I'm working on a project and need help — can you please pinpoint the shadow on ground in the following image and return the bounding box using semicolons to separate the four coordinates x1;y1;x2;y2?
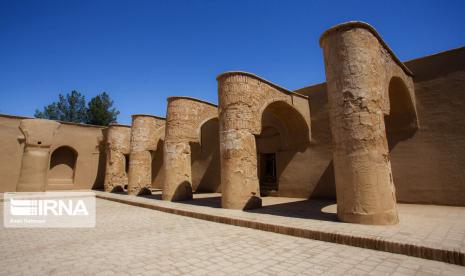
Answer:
134;189;338;222
248;199;338;222
176;194;222;208
140;193;162;200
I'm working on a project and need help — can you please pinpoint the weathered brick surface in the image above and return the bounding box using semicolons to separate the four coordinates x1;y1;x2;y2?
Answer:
296;46;465;206
127;115;165;195
217;72;311;210
163;97;218;201
103;124;131;192
320;22;416;225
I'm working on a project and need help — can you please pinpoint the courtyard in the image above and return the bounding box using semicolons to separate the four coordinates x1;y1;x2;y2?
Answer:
1;198;465;275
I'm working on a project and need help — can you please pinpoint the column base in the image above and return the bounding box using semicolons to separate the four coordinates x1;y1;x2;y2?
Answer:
162;182;193;202
337;209;399;225
107;185;124;193
222;196;262;210
128;187;151;196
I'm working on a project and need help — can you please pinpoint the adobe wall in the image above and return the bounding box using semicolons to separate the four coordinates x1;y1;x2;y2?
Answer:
0;115;106;192
296;46;465;206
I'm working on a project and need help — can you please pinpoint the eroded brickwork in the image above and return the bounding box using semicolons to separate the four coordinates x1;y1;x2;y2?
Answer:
127;115;165;195
217;72;311;210
104;124;131;192
320;22;418;225
162;97;218;201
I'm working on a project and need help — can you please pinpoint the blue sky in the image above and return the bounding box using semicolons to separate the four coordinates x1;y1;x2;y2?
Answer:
1;0;464;124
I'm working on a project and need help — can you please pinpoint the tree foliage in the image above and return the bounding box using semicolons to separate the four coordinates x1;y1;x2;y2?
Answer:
86;92;119;126
35;90;87;123
34;90;119;126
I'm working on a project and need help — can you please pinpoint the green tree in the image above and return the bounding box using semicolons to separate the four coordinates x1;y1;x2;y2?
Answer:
35;90;87;123
86;92;119;126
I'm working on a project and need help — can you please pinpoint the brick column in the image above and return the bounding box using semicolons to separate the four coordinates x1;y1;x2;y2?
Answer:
320;23;398;225
162;141;193;201
128;115;165;195
104;124;131;192
218;73;262;210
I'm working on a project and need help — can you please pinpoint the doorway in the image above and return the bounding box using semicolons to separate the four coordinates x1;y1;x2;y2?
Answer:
259;153;277;195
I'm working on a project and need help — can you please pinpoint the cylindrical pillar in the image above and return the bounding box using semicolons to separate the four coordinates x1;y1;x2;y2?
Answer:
128;115;165;195
162;97;218;201
220;129;261;209
16;119;61;192
217;73;261;210
320;23;398;225
104;124;131;192
162;141;192;201
162;98;195;201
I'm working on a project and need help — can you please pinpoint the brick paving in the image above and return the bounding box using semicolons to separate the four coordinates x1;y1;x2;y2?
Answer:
94;191;465;265
1;198;465;275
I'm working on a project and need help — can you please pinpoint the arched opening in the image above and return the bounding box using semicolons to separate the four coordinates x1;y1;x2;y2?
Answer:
48;146;77;187
123;154;130;190
151;139;164;190
385;77;418;150
256;101;310;196
192;117;221;193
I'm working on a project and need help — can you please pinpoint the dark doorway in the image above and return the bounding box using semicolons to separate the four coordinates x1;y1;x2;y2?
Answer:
259;153;277;195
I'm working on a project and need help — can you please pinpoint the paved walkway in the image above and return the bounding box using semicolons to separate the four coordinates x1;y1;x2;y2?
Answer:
95;191;465;265
1;199;465;275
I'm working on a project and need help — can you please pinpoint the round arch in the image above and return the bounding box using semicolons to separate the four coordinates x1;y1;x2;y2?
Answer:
197;115;219;146
259;101;310;150
48;146;78;186
256;101;311;196
385;76;419;150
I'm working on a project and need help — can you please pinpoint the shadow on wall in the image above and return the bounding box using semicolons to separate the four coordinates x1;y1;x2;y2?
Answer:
151;139;164;189
310;161;336;200
385;77;418;151
257;101;310;197
92;128;108;190
191;118;221;193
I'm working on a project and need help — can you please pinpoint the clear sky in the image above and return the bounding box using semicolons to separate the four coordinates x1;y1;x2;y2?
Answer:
1;0;464;124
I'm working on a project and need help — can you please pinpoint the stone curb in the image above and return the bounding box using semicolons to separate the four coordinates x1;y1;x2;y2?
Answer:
95;193;464;267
